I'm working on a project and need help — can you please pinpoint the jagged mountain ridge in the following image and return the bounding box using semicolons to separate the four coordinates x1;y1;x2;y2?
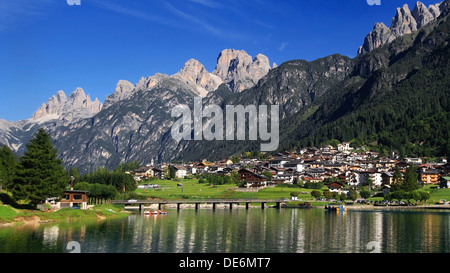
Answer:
281;0;450;154
103;49;273;109
0;87;103;154
32;87;103;123
357;0;445;55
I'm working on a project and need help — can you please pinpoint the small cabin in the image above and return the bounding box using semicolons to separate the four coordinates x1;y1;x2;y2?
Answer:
59;190;89;210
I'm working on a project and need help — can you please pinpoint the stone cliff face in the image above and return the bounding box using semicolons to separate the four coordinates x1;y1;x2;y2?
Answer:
103;80;135;109
357;1;444;55
31;88;102;124
212;49;272;93
173;58;223;96
203;53;354;120
32;90;67;121
103;50;272;106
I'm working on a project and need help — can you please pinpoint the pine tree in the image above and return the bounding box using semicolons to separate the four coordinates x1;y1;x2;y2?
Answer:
0;145;16;191
11;128;67;207
392;166;402;191
401;165;420;192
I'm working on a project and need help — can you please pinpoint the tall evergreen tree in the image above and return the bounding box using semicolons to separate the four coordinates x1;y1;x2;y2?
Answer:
392;166;402;191
401;165;420;192
11;129;67;207
0;145;16;191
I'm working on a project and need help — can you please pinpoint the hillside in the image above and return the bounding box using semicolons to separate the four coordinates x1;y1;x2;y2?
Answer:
279;3;450;158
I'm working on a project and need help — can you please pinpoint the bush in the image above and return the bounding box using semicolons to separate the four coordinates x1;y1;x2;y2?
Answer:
304;181;323;189
311;190;322;199
360;190;371;199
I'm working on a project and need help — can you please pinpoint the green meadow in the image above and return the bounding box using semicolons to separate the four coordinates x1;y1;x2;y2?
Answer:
135;178;323;201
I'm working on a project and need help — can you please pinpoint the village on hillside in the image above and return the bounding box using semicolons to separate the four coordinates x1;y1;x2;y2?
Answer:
127;143;450;196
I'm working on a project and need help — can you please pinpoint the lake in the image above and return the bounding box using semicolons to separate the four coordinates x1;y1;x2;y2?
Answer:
1;207;449;253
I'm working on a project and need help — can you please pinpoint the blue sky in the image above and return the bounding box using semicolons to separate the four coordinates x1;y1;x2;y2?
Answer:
0;0;442;121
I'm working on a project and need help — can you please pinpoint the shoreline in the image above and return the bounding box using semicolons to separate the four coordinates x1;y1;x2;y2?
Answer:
344;204;450;211
0;205;130;227
125;203;264;210
125;203;450;211
3;203;449;227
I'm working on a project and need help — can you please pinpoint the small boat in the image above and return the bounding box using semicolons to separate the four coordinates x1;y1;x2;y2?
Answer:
144;210;167;215
325;204;347;212
298;202;312;208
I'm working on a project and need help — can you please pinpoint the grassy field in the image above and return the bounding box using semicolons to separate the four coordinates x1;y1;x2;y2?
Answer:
0;203;128;225
135;178;323;201
422;185;450;203
135;178;450;205
0;205;18;223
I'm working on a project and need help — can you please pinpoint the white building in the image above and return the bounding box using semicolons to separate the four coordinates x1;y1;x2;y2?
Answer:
338;142;353;152
172;166;187;178
284;161;305;173
346;170;382;188
357;171;382;188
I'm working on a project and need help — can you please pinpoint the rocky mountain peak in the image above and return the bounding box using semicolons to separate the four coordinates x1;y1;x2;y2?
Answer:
358;1;444;55
65;87;87;109
31;87;102;123
390;4;418;36
212;49;271;92
135;73;168;91
173;58;223;96
213;49;252;79
412;1;435;28
179;59;205;75
32;90;67;120
103;80;135;109
115;80;135;94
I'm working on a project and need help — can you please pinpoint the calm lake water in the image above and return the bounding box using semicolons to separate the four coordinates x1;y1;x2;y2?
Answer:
1;208;449;253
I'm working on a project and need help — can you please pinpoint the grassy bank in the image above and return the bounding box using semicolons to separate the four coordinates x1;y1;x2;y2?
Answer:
0;200;129;226
134;178;322;201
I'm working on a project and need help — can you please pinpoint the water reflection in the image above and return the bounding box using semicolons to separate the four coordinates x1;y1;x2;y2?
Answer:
0;208;449;253
42;226;59;248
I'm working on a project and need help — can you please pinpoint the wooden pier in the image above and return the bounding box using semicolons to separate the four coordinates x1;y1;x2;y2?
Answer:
111;199;285;211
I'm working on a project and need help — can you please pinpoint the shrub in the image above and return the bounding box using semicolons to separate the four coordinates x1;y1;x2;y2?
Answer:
311;190;322;199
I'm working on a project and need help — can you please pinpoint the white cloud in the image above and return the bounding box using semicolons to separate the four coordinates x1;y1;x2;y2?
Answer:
279;42;288;51
88;0;246;41
186;0;222;9
90;0;165;23
0;0;56;30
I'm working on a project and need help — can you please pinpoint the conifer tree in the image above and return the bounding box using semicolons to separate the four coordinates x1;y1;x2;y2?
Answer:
12;128;67;207
0;145;16;191
401;165;420;192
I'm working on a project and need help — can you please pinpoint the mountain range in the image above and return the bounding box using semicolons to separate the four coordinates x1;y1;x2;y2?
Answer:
357;1;445;54
1;0;449;172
